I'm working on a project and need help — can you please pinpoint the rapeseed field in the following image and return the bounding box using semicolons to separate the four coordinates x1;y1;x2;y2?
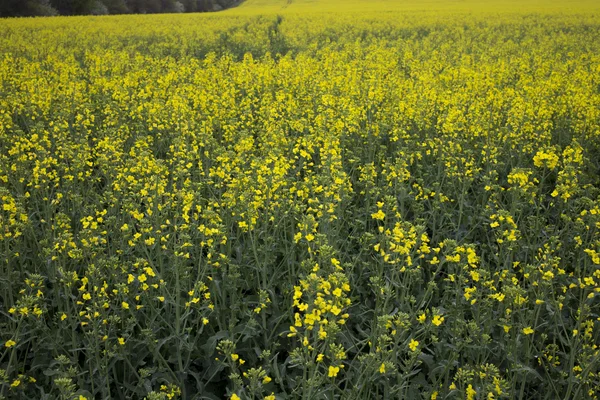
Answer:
1;0;599;398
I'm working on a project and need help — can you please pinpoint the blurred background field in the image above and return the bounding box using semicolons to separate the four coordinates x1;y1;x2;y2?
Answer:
234;0;600;13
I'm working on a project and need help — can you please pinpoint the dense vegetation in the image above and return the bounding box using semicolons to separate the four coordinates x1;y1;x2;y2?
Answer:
0;0;239;17
1;0;599;399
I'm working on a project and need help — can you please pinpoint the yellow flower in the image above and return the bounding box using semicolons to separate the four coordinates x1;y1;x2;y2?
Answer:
432;315;444;326
231;353;239;361
265;394;275;400
118;337;125;345
122;301;129;310
328;365;340;377
409;338;419;352
379;362;386;374
371;209;385;220
11;379;21;388
5;339;16;348
466;384;477;400
263;376;272;384
231;394;241;400
417;313;426;323
522;327;534;335
331;258;341;269
316;353;324;362
533;149;559;170
61;313;67;321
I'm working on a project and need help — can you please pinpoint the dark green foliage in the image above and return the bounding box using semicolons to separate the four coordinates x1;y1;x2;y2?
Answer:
0;0;240;16
102;0;130;14
1;0;58;17
51;0;96;14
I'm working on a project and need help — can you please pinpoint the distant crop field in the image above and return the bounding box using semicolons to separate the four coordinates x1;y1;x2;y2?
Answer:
1;1;599;399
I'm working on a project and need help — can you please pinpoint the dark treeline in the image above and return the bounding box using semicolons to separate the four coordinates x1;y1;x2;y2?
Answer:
0;0;241;17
